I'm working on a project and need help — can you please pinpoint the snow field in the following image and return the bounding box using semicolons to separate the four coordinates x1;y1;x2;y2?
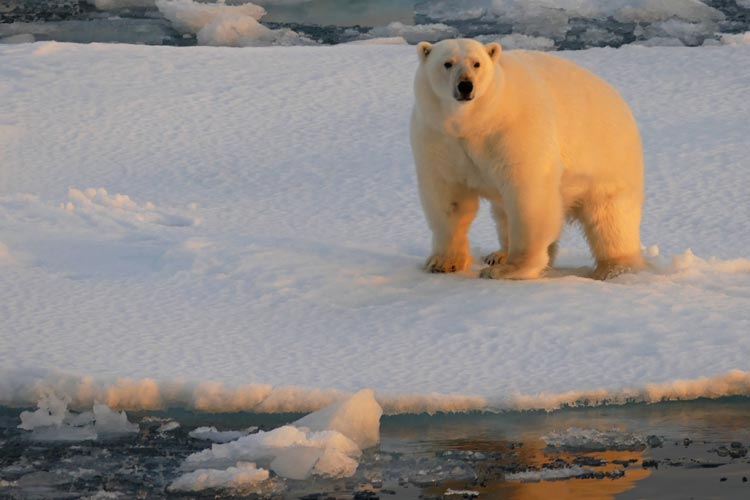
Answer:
0;41;749;413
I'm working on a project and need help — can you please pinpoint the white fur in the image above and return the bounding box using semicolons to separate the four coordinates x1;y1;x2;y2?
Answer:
411;39;644;280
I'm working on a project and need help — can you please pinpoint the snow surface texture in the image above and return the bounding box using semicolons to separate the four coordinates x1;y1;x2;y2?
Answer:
170;389;382;491
1;41;749;414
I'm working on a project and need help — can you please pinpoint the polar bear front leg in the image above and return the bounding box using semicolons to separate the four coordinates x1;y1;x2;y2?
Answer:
480;182;563;280
417;169;479;273
483;202;509;266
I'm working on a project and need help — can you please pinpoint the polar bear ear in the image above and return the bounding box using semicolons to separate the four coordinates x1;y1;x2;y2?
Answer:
417;41;432;62
485;42;502;63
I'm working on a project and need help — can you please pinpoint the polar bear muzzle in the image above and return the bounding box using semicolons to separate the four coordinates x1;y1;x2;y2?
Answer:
455;80;474;101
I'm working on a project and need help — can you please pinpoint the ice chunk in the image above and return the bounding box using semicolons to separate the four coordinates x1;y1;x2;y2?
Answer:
169;462;269;492
176;389;382;489
543;427;647;451
196;13;306;47
158;420;181;433
293;388;382;449
18;393;69;430
183;424;361;477
639;19;710;46
268;446;322;480
489;0;724;25
155;0;266;34
155;0;312;47
189;426;257;443
18;395;137;440
476;33;555;50
418;0;724;44
611;0;723;24
505;466;591;482
92;402;139;434
369;22;458;44
310;445;359;478
90;0;156;9
415;0;490;22
445;490;479;497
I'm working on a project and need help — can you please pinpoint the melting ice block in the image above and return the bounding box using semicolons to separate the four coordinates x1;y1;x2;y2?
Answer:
175;388;382;489
293;388;382;449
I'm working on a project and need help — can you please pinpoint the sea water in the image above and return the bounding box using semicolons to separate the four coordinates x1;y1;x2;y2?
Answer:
2;398;750;498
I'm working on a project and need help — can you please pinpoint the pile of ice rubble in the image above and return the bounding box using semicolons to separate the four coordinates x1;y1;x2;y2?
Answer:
17;393;138;442
154;0;314;47
17;389;383;493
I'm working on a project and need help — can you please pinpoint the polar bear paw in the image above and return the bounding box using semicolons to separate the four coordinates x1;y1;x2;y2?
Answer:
483;250;508;266
479;263;544;280
424;254;470;273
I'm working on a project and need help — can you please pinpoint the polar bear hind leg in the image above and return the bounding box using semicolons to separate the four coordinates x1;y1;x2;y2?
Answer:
579;191;644;280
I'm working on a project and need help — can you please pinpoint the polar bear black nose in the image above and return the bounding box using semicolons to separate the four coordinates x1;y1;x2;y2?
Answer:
457;80;473;97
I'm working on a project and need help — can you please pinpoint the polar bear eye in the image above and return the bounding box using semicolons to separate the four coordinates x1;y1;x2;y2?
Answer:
444;62;453;69
474;62;481;68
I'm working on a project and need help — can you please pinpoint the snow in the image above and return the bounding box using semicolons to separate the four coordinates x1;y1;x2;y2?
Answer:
1;41;749;414
171;390;381;491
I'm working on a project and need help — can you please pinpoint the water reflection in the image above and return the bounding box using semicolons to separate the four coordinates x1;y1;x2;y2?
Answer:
379;399;750;499
424;441;649;499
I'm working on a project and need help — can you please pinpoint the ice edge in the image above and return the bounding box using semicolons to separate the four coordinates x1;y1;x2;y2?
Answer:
2;369;750;414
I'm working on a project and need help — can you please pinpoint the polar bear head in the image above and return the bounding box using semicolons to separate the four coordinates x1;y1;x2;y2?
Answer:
416;38;502;106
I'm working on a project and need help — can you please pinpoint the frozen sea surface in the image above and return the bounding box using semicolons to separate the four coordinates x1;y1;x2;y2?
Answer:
1;0;749;48
0;41;749;414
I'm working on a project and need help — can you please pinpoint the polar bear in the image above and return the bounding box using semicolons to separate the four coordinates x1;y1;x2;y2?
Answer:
411;38;644;280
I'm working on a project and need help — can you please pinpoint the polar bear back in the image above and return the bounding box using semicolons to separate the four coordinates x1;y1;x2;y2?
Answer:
498;50;643;195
